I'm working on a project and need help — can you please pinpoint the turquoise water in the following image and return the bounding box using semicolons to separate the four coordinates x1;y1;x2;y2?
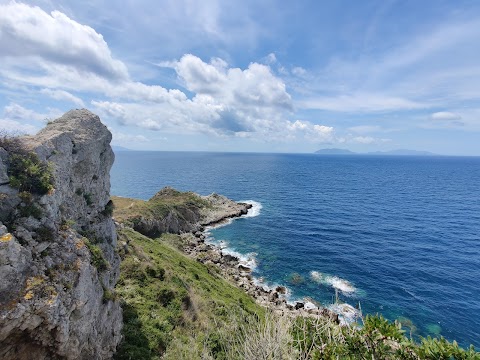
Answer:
111;152;480;347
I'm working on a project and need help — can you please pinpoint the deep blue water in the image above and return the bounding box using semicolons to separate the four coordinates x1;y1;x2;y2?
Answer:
111;152;480;348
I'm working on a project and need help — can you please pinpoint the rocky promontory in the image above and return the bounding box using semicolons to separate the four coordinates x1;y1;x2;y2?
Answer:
111;187;251;238
0;110;121;360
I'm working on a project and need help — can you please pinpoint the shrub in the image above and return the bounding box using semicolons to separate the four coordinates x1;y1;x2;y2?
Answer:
84;238;109;271
36;226;55;242
18;203;43;219
1;135;54;195
101;200;115;217
83;193;93;206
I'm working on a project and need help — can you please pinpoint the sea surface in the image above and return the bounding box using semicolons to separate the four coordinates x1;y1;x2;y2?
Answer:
111;151;480;347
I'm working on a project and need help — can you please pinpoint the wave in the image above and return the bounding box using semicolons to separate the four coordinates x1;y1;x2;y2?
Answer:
240;200;263;217
221;247;258;270
328;303;361;325
310;271;356;294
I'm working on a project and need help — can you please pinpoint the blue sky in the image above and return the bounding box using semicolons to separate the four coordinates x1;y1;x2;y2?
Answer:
1;0;480;155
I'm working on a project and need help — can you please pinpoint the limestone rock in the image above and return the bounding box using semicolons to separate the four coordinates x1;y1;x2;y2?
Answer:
0;109;122;360
0;147;8;185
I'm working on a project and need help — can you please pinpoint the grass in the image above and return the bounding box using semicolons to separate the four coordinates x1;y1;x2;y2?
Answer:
0;134;54;195
114;228;263;360
111;187;210;226
112;190;479;359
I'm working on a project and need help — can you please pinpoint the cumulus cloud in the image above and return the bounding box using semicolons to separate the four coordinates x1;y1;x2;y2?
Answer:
0;103;62;134
430;111;461;121
3;103;61;123
287;120;335;142
0;119;38;134
348;125;382;134
40;88;85;107
300;93;425;112
351;136;391;144
109;128;150;143
0;2;129;80
0;3;337;145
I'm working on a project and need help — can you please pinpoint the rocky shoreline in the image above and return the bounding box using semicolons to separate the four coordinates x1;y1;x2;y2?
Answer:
113;188;352;324
180;205;342;324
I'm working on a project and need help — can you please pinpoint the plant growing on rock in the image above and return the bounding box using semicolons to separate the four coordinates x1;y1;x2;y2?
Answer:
0;134;54;195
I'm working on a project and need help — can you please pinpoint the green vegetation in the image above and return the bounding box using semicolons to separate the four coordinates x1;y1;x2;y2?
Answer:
84;238;109;271
114;228;262;360
112;190;479;359
0;135;53;195
83;193;93;206
115;227;480;359
111;187;210;226
101;200;115;217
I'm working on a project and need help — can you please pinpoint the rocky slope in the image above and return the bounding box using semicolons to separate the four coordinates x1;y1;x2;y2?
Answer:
0;110;122;359
111;187;251;238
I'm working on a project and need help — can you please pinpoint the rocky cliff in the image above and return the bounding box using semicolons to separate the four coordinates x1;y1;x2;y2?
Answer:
111;187;252;238
0;110;122;359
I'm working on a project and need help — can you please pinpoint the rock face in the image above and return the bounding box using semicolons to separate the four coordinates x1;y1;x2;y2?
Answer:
0;109;122;359
113;187;252;239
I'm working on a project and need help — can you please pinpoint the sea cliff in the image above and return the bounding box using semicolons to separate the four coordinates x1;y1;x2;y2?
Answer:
1;110;478;359
0;110;121;359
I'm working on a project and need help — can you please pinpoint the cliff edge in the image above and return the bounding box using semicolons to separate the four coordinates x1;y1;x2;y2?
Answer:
0;110;122;359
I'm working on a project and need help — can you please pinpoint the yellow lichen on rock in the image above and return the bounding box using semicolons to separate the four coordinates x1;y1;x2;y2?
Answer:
24;291;34;300
26;276;45;290
75;239;85;250
0;233;12;242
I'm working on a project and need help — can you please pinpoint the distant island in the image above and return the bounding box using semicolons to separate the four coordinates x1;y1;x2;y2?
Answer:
314;148;357;155
111;145;133;152
315;148;437;156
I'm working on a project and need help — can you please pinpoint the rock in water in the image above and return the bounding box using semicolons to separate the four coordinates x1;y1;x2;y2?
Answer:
0;109;122;360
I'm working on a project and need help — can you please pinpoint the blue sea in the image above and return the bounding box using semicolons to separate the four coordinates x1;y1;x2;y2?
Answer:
111;152;480;348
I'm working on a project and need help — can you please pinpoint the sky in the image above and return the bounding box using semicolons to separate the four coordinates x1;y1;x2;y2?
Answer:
1;0;480;155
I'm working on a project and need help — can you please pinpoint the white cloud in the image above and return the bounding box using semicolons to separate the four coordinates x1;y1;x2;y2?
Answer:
348;125;382;134
0;2;129;80
265;53;277;64
109;128;150;143
292;67;307;76
287;120;335;142
352;136;376;144
3;103;61;122
350;136;391;144
0;118;38;134
292;17;480;116
40;88;85;107
0;103;62;134
430;111;461;121
300;93;425;113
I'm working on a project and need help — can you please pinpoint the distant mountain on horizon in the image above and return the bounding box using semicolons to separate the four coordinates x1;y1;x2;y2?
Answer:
112;145;134;152
367;149;436;156
314;148;357;155
315;148;437;156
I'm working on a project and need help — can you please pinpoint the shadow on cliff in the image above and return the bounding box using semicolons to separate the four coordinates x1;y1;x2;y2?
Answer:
114;303;155;360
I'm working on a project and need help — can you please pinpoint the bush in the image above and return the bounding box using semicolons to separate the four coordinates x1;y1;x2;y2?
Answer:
84;238;109;271
101;200;115;217
36;226;55;242
83;193;93;206
1;135;54;195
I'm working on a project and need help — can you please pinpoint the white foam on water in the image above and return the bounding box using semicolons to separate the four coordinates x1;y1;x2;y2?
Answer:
328;303;361;326
310;271;356;294
220;248;258;270
304;301;318;311
239;200;263;218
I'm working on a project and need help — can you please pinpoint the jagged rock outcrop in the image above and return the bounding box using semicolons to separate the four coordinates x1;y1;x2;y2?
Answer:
0;109;122;359
112;187;251;238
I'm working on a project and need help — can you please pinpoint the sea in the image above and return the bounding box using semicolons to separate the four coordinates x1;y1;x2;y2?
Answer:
111;151;480;348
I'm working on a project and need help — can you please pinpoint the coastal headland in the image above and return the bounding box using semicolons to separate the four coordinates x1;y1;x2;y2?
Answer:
1;109;477;359
111;187;341;322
